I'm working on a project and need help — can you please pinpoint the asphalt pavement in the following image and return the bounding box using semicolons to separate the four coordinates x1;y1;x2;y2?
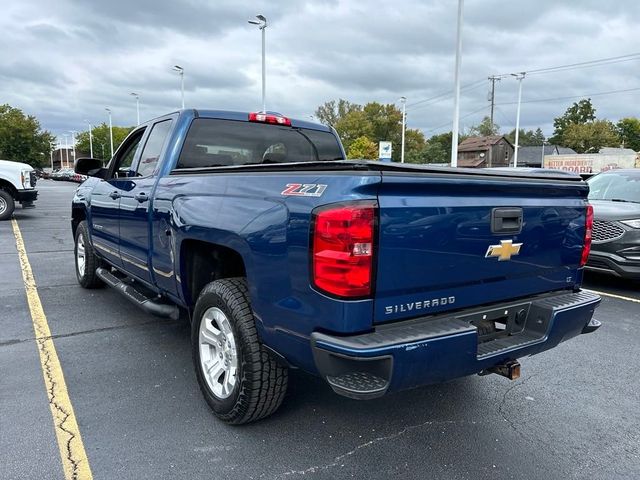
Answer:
1;180;639;480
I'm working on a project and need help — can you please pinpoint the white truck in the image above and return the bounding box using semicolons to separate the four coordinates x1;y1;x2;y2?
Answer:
0;159;38;220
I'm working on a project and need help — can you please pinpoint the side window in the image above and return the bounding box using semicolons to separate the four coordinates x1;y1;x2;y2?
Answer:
109;129;145;178
136;120;173;177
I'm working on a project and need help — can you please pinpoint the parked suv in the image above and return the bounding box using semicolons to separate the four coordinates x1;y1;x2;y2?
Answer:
0;159;38;220
586;169;640;279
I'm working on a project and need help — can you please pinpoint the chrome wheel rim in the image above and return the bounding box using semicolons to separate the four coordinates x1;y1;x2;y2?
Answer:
199;307;238;399
0;196;6;216
76;232;86;278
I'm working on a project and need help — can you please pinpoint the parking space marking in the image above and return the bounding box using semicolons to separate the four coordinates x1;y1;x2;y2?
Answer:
11;219;93;480
584;289;640;304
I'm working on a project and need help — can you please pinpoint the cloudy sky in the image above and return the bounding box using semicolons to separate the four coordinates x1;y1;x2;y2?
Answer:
2;0;639;143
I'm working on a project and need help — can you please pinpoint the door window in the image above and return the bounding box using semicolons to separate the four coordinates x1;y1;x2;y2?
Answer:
135;120;174;177
108;129;145;178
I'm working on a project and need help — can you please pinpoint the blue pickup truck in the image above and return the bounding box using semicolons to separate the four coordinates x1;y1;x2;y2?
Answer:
73;109;601;424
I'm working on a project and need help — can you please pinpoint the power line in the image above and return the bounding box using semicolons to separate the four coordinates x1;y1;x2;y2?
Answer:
423;85;640;136
495;86;640;106
493;52;640;78
407;53;640;111
426;105;488;134
407;78;485;109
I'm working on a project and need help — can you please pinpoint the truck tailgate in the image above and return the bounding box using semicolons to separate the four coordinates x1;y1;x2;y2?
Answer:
374;172;589;323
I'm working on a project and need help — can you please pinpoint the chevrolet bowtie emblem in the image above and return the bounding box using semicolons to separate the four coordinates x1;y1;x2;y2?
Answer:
485;240;523;261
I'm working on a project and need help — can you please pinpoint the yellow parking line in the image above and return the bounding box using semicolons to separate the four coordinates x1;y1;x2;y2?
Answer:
11;219;93;480
584;288;640;304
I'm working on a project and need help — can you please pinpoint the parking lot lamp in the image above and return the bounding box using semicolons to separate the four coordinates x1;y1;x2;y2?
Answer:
105;107;114;158
450;0;464;167
511;72;526;167
540;139;548;166
248;15;267;112
130;92;140;125
63;134;69;167
49;142;56;170
69;130;77;166
399;96;407;163
172;66;184;109
85;120;94;158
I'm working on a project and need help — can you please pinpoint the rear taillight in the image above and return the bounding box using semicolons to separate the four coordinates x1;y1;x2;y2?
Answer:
248;112;291;126
580;204;594;267
312;201;376;298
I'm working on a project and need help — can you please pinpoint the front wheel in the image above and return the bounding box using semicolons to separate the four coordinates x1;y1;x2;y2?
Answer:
74;221;103;288
192;278;288;424
0;190;15;221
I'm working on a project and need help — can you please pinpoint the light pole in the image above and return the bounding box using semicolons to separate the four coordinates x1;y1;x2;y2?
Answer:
105;107;114;158
450;0;464;167
63;134;69;167
49;142;56;170
69;130;77;166
399;96;407;163
248;14;267;112
511;72;526;167
130;92;140;125
172;66;184;109
540;139;548;167
84;120;94;158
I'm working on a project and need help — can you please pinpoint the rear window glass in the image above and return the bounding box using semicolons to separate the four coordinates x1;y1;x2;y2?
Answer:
176;118;343;169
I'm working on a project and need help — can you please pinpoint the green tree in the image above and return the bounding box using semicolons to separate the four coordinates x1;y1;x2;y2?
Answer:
314;99;360;126
562;120;620;153
319;99;426;162
334;109;374;153
468;116;499;137
505;127;545;146
0;104;55;168
550;98;596;145
616;117;640;152
75;123;134;160
347;136;378;160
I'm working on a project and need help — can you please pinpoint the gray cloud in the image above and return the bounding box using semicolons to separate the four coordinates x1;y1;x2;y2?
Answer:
1;0;638;143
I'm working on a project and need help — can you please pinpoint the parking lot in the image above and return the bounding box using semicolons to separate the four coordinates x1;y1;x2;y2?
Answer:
1;180;639;480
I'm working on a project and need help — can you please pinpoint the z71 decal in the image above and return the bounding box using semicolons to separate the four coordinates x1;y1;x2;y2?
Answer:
281;183;327;197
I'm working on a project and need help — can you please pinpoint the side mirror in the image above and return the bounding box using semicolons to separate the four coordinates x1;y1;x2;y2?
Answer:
75;158;107;179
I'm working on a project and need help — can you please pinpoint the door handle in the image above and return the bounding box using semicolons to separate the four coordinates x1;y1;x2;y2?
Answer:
134;192;149;203
109;191;121;200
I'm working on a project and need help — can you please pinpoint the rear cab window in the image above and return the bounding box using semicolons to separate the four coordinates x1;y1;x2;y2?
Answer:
175;119;344;169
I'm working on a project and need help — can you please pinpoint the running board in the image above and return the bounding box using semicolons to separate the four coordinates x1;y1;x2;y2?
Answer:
96;267;179;320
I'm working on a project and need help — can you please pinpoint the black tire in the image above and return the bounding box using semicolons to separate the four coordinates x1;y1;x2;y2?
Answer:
74;221;103;288
0;189;15;221
192;278;288;425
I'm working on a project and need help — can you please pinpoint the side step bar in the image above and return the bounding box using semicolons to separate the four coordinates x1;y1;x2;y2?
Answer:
96;267;179;320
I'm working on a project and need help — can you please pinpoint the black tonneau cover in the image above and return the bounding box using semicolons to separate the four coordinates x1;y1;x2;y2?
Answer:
172;160;583;182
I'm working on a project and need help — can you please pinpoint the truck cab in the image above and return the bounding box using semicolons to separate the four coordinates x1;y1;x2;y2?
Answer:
0;159;38;220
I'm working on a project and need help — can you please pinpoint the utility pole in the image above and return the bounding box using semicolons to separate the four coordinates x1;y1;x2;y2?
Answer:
450;0;464;167
488;76;501;128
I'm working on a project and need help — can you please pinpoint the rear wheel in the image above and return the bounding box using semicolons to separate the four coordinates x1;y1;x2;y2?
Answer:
192;278;288;424
0;190;15;221
74;221;103;288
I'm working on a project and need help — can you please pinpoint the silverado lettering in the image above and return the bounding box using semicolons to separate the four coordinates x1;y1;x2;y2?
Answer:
384;297;457;315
